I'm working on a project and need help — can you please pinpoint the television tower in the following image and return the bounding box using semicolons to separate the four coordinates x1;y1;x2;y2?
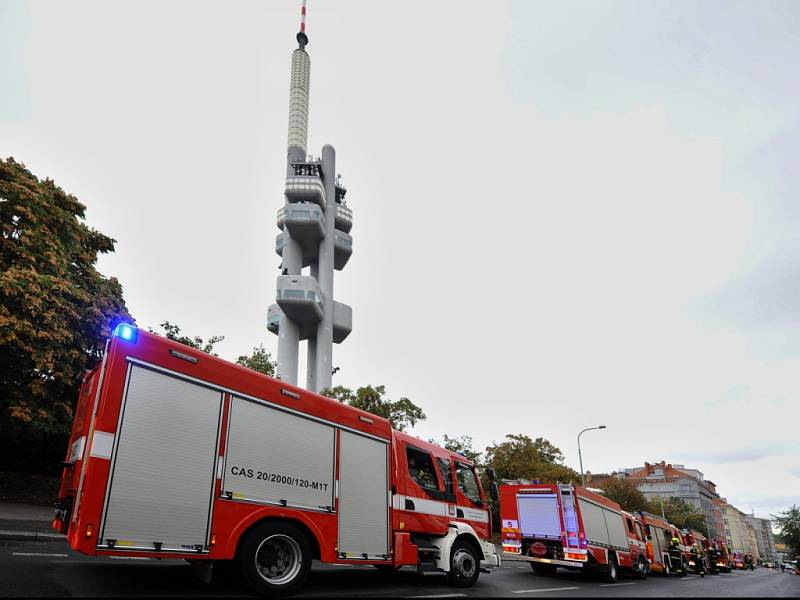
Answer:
267;0;353;393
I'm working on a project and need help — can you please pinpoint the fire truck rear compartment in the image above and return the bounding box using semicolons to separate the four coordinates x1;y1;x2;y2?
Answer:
96;359;391;561
98;364;223;553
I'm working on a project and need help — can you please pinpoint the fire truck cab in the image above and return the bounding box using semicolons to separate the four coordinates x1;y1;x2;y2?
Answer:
53;326;499;596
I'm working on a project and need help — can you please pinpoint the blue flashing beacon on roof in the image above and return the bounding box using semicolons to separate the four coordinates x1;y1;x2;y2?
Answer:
113;323;138;343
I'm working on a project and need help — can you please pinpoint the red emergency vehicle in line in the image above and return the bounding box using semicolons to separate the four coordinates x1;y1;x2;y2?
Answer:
637;511;689;575
53;326;500;596
708;538;733;572
499;482;649;582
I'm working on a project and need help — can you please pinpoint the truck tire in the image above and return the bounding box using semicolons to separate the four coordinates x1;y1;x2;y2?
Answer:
605;555;619;583
662;557;671;576
236;521;312;597
446;539;480;588
633;556;648;579
531;563;557;574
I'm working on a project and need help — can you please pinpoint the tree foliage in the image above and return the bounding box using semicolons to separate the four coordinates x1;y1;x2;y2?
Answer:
438;435;483;465
235;344;276;377
151;321;224;356
659;497;708;533
321;384;425;432
598;477;653;513
0;158;131;440
484;434;580;484
772;505;800;555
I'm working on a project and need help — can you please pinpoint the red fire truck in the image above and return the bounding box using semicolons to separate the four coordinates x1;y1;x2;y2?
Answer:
637;511;688;575
708;538;733;573
499;482;649;582
53;325;500;596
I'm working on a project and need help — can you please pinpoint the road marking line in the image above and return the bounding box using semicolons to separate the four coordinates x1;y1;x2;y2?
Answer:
406;595;467;599
599;582;636;587
512;587;580;594
13;552;69;557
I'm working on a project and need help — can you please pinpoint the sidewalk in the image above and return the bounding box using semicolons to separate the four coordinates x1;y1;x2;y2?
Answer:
0;502;64;542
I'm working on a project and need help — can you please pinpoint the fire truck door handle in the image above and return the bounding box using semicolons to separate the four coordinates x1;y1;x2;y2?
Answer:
405;499;415;511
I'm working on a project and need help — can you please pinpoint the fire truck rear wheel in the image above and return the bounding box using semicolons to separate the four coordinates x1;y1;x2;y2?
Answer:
237;521;312;597
605;555;619;583
446;539;480;588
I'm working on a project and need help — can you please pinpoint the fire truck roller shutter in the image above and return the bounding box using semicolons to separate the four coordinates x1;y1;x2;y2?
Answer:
650;525;663;557
99;365;223;552
577;498;628;550
517;493;561;539
337;431;389;559
223;396;335;511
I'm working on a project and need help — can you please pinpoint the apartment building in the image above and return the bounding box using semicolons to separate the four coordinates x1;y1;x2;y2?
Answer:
619;462;723;538
745;514;777;561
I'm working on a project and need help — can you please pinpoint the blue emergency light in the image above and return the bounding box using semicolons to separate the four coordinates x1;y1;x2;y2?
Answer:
113;323;138;343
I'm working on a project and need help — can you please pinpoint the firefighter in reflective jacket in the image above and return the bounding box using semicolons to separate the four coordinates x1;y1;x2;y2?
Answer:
669;536;685;575
691;545;706;577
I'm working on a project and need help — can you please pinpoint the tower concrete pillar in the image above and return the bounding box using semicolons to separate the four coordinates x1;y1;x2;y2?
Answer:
314;144;336;392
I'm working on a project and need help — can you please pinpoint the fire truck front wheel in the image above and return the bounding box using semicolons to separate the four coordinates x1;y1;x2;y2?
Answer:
446;539;481;588
237;521;312;597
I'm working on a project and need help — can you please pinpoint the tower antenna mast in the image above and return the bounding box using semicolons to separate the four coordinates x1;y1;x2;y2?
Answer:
297;0;308;49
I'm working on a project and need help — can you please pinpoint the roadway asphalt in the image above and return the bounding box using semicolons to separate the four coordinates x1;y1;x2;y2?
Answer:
1;538;798;597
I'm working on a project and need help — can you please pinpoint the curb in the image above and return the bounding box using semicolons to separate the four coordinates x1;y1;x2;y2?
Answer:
0;529;65;542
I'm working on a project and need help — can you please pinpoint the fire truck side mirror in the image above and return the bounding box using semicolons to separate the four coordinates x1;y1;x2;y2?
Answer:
489;482;499;501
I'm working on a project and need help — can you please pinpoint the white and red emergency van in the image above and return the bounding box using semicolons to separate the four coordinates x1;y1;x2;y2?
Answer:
499;482;649;582
53;325;499;596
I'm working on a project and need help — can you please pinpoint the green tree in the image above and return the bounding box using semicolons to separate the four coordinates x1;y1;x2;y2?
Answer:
772;505;800;556
438;435;483;465
235;344;276;377
659;497;708;533
484;434;580;484
151;321;224;355
0;158;131;472
599;477;652;513
321;384;425;432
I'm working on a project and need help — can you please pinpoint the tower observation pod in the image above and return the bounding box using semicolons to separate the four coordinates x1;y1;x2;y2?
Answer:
268;1;353;392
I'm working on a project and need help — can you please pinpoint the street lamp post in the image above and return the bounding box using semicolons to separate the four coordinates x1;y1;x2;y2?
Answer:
578;425;607;487
657;472;667;519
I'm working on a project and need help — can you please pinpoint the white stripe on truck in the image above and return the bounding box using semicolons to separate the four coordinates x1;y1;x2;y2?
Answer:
391;494;489;523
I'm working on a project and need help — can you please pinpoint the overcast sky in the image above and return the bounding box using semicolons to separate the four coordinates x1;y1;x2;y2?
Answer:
2;0;798;520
